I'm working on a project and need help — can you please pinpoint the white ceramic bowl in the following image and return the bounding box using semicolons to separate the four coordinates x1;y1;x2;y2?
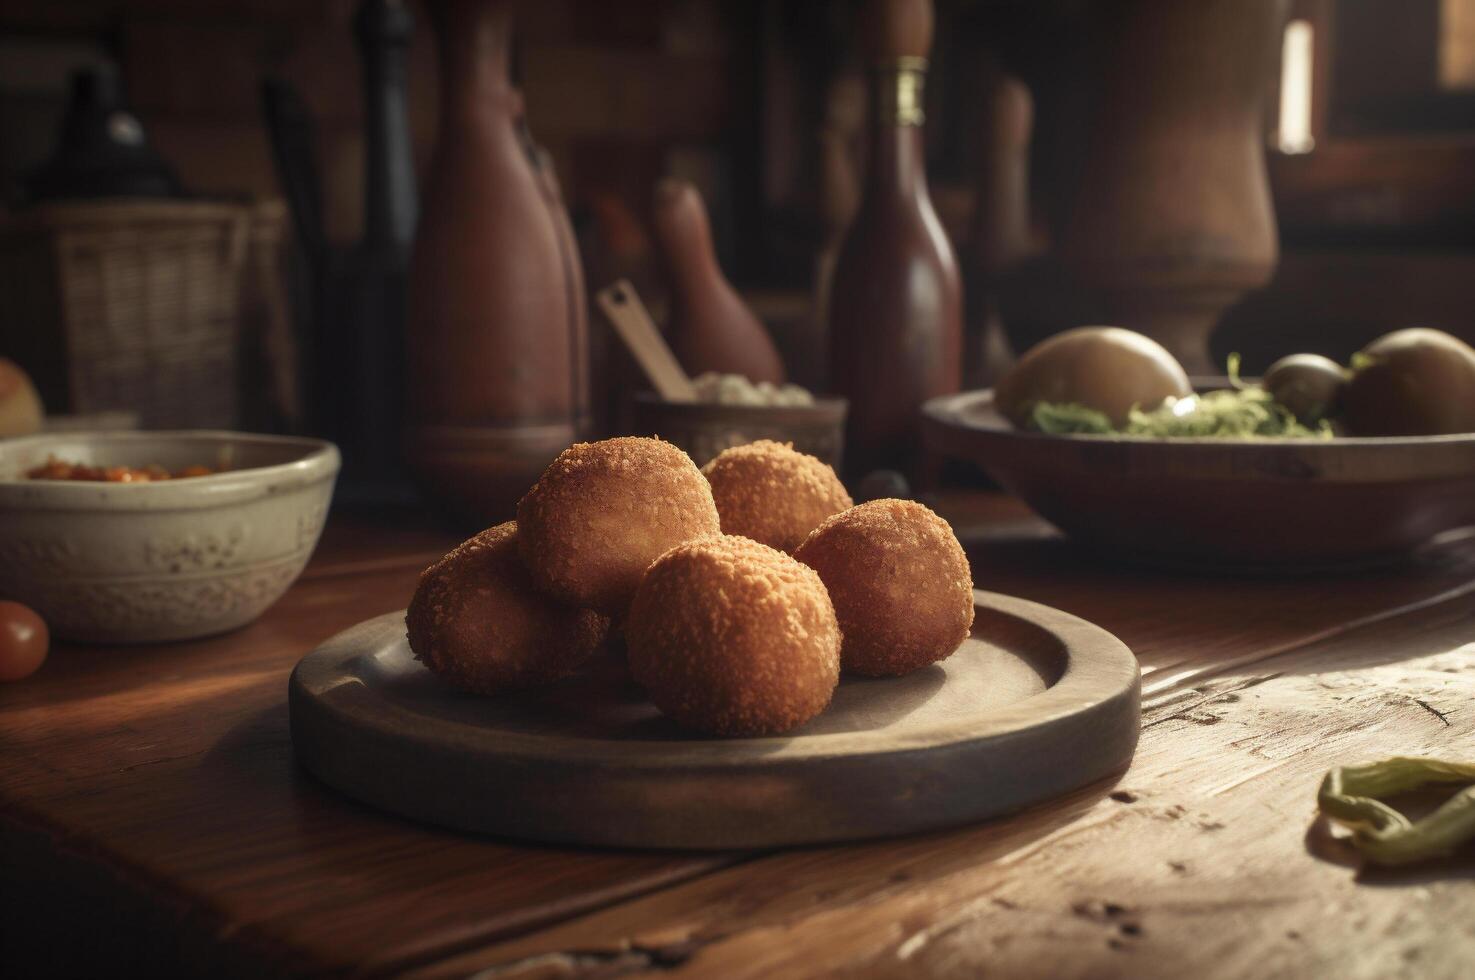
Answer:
0;431;339;643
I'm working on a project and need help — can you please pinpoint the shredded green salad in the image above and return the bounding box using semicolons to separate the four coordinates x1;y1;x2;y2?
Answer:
1028;355;1335;440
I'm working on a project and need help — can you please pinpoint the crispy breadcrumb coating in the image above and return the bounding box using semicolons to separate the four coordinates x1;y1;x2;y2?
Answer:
795;499;974;677
701;440;853;554
626;535;840;736
406;522;608;694
517;437;721;615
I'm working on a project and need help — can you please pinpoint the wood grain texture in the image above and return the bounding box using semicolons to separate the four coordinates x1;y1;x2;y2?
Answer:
4;501;1475;978
0;519;730;978
400;567;1475;980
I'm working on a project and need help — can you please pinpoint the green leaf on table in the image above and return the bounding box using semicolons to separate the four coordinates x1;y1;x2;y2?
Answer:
1318;757;1475;866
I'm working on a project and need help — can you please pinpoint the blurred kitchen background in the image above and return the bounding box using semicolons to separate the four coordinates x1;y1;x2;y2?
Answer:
0;0;1472;442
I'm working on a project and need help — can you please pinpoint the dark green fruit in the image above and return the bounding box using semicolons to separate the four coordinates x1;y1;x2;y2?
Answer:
1262;353;1346;424
1344;328;1475;436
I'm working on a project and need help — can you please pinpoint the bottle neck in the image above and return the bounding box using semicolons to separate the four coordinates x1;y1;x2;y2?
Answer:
357;2;418;252
433;0;516;114
865;59;929;200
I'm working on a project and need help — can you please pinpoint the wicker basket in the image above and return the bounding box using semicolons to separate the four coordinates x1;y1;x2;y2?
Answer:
0;200;252;429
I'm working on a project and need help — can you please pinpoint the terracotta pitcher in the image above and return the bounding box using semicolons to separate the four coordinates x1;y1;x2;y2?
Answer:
651;178;785;385
407;0;588;521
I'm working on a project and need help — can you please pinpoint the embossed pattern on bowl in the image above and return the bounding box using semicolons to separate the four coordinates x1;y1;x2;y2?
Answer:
0;431;340;643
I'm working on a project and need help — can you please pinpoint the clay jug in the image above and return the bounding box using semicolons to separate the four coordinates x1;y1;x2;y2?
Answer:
651;178;785;385
407;0;587;521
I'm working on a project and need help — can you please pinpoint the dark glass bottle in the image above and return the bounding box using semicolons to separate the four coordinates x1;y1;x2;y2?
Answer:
29;67;179;201
827;0;962;480
333;0;419;500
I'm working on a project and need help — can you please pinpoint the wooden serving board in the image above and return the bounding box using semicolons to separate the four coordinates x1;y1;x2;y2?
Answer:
288;592;1140;850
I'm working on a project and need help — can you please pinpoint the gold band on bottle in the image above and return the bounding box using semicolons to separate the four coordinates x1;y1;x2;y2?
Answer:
875;57;927;127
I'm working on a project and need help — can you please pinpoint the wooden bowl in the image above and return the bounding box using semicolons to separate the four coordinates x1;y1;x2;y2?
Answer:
631;394;848;469
922;389;1475;570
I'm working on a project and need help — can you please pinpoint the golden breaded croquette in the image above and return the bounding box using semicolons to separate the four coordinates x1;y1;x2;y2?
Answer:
701;440;853;554
626;535;840;736
517;437;721;615
795;499;974;677
407;522;608;694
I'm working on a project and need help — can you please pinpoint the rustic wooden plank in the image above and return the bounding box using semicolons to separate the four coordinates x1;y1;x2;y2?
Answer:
939;493;1475;698
5;499;1475;977
400;580;1475;980
522;44;732;141
0;532;736;978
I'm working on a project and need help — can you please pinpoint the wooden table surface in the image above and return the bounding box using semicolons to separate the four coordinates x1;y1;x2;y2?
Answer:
4;493;1474;979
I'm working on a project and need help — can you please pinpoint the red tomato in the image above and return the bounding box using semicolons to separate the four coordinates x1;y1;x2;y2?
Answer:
0;601;48;681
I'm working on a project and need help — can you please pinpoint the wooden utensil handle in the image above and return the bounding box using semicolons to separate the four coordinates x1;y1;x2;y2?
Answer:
596;280;698;403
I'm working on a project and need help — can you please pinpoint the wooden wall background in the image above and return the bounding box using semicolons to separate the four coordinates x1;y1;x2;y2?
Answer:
1;0;1471;382
0;0;747;251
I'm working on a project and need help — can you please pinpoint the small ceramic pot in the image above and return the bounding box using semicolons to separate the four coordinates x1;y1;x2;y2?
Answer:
631;395;849;469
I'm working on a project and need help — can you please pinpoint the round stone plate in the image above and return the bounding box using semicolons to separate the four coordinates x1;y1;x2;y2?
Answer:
289;591;1140;850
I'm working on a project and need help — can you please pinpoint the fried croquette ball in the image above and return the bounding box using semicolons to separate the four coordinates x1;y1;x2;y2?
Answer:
795;499;974;677
517;437;721;615
626;535;840;736
700;440;853;554
407;522;608;694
